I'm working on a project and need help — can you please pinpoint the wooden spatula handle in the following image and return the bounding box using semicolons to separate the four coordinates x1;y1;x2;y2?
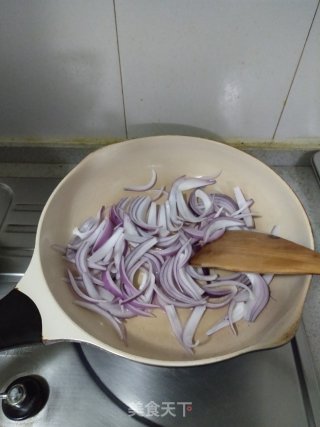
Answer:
191;231;320;275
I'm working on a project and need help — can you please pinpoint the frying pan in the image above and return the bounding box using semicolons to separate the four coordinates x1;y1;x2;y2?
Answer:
0;136;313;367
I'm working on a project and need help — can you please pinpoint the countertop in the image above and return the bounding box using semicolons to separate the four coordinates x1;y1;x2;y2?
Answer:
0;143;319;381
273;165;320;378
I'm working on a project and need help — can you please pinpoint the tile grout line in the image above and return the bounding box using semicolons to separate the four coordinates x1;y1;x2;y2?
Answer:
113;0;128;139
272;0;320;140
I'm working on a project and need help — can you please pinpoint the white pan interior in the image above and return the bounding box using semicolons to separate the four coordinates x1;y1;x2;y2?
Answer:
28;136;313;366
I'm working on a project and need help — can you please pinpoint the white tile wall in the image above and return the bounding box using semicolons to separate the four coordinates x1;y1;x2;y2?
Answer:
0;1;319;142
275;5;320;140
0;0;126;138
115;0;318;140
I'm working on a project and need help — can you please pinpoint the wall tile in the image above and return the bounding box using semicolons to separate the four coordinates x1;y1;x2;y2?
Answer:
275;6;320;140
115;0;318;140
0;0;126;139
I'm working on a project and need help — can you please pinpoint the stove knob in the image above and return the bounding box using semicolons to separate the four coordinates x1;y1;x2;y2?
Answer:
1;375;49;421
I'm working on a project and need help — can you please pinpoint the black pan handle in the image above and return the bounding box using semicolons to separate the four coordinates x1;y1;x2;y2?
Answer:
0;289;42;350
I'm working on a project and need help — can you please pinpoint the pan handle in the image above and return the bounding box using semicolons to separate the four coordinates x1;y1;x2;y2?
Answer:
0;289;42;350
14;250;105;349
0;253;44;351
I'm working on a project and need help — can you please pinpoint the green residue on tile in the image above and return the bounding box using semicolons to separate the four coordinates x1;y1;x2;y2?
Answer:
0;136;125;147
0;136;320;150
226;138;320;150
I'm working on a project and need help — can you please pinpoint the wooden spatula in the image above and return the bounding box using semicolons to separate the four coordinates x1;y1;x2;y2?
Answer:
190;230;320;274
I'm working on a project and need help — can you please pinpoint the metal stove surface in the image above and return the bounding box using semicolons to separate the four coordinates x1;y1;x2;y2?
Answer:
0;175;320;427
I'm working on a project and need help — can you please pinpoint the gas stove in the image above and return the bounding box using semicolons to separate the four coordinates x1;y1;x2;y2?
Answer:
0;164;320;427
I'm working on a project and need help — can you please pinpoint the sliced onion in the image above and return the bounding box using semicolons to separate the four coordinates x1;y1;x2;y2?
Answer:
59;172;273;354
147;202;158;226
124;169;157;192
75;241;91;273
234;186;254;228
206;301;245;336
186;265;218;281
68;270;103;303
88;227;123;264
92;218;114;251
182;305;206;349
74;300;126;341
125;237;158;271
203;218;244;243
243;273;270;322
163;305;189;352
213;194;238;214
151;186;167;201
130;196;159;232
